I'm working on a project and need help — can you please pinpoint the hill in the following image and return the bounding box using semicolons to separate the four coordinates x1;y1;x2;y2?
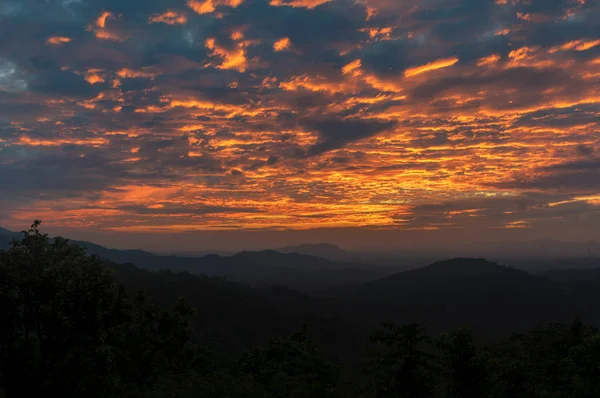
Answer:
110;257;600;359
449;239;600;259
0;229;392;291
323;258;600;337
106;262;367;364
275;243;353;260
542;267;600;283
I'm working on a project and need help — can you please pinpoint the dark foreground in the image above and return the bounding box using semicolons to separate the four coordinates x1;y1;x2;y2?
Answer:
2;222;600;397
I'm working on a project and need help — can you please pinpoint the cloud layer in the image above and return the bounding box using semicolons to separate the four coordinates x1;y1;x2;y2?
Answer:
0;0;599;237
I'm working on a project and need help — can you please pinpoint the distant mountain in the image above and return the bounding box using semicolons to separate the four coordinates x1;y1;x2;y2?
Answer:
235;249;362;270
450;239;600;259
0;230;391;291
274;243;353;260
107;262;364;362
511;256;600;272
542;267;600;283
0;228;19;249
335;258;549;298
77;246;389;290
324;258;600;337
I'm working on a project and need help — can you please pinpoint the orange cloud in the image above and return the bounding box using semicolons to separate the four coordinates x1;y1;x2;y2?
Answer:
88;11;125;41
46;36;71;46
205;38;248;72
280;75;352;93
342;59;362;76
364;27;393;40
116;68;158;79
94;31;124;41
187;0;243;14
231;31;244;40
269;0;331;8
477;54;501;67
404;57;460;77
273;37;292;52
85;69;105;84
96;11;112;28
15;136;109;147
549;39;600;53
149;11;188;25
338;59;403;93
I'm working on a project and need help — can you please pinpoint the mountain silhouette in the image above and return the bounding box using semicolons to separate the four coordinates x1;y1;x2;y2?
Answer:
275;243;352;260
325;258;600;337
0;229;392;290
543;267;600;283
235;249;363;270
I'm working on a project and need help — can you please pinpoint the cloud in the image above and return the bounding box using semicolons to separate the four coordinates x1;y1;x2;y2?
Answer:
269;0;332;8
0;58;27;92
0;0;598;235
300;116;398;155
187;0;243;14
273;37;292;52
404;57;460;78
46;36;72;46
205;36;251;72
149;11;188;25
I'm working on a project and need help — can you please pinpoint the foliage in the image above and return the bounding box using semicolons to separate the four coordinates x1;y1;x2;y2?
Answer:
238;327;344;398
2;222;600;397
437;328;489;398
369;323;438;398
0;221;194;397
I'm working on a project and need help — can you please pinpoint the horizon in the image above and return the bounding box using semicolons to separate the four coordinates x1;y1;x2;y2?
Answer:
2;223;600;258
1;0;599;249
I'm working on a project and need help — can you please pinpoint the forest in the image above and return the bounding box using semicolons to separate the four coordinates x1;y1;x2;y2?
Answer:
2;222;600;397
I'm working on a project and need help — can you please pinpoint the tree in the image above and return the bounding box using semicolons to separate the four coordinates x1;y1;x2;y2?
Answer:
238;328;344;398
438;328;489;398
369;323;437;398
0;221;194;397
560;334;600;398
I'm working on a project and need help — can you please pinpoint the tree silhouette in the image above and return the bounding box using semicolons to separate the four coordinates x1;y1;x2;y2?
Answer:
0;221;193;397
369;323;437;398
438;328;489;398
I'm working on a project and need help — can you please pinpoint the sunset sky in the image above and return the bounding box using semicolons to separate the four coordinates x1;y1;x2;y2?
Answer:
0;0;599;251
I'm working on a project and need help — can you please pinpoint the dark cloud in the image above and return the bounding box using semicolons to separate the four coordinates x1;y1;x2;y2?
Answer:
29;69;103;97
0;0;598;237
411;67;574;102
541;159;600;172
300;117;397;155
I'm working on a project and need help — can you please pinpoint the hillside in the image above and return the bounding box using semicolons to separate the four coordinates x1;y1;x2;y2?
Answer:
275;243;353;260
542;267;600;283
107;262;367;364
0;229;391;291
109;257;600;359
323;258;600;337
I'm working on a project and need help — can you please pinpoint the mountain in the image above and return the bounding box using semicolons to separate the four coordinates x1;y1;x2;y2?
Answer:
0;230;392;291
275;243;353;260
0;228;19;249
448;239;600;259
106;262;365;363
323;258;600;337
107;257;600;364
542;267;600;283
511;256;600;272
235;249;364;270
85;247;388;291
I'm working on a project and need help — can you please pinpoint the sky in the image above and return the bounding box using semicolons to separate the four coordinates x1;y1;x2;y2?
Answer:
0;0;599;251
